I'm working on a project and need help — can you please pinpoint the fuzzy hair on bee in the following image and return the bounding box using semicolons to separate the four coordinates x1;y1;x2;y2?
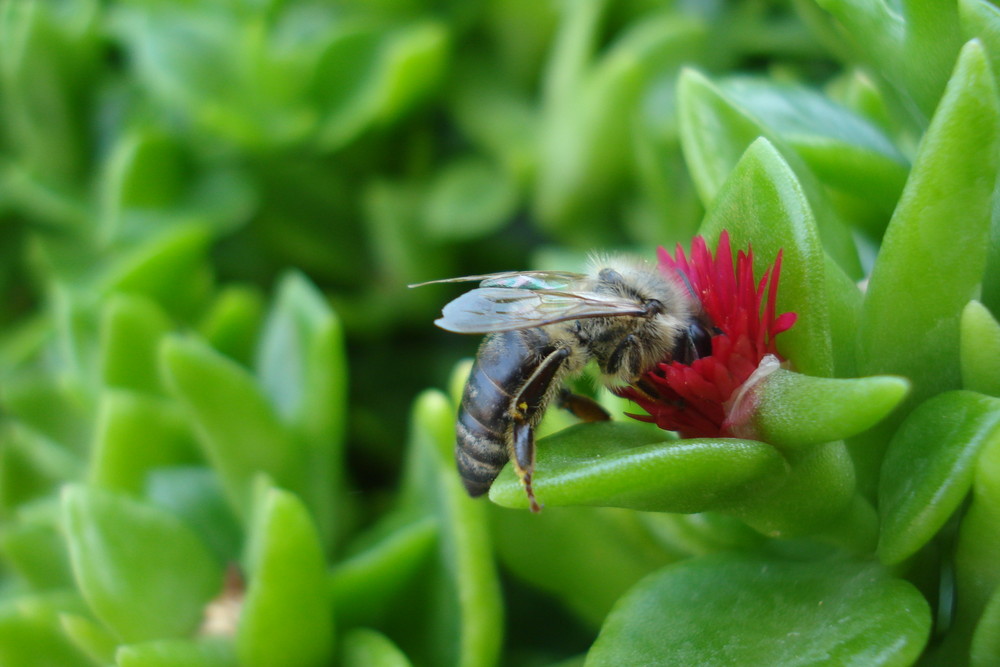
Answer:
410;256;713;512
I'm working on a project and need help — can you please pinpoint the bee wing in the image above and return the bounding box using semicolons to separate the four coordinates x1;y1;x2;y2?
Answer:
409;270;586;290
435;287;647;333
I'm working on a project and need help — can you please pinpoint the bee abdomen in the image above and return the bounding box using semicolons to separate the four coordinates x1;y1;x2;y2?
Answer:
456;382;510;496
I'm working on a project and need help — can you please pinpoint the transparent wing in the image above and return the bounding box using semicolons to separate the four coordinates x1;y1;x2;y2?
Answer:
435;287;647;333
409;270;586;291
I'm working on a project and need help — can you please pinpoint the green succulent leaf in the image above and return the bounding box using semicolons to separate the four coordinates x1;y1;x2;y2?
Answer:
699;137;835;377
116;638;237;667
749;369;909;450
198;285;265;368
103;224;213;320
341;628;413;667
816;0;963;126
61;612;119;666
99;294;173;395
0;0;99;184
491;505;675;628
489;421;787;513
961;300;1000;397
858;40;1000;404
854;40;1000;491
723;441;868;546
160;334;304;522
587;554;931;666
0;509;73;590
396;390;503;667
238;485;334;667
721;78;909;218
878;391;1000;565
677;69;862;276
953;419;1000;643
145;467;243;565
329;514;439;627
255;271;347;546
88;390;197;494
98;129;187;239
61;485;222;643
0;422;81;511
422;157;518;241
960;0;1000;79
370;22;449;125
536;5;699;239
0;592;92;667
972;585;1000;667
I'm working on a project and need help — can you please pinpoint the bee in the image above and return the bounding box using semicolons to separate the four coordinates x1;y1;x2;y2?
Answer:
411;257;713;512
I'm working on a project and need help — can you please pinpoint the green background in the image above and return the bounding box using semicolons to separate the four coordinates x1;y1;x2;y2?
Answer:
1;0;999;665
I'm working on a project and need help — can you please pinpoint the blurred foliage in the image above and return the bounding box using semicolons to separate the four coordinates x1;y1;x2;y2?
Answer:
0;0;998;665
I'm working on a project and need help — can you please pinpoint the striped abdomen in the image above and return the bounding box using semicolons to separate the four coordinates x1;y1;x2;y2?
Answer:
455;328;555;496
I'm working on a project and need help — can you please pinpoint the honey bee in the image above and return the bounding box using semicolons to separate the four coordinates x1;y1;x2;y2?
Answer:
411;257;712;512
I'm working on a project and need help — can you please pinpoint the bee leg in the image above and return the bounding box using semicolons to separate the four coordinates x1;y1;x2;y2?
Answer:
507;346;570;513
511;419;541;513
606;334;637;377
557;389;610;422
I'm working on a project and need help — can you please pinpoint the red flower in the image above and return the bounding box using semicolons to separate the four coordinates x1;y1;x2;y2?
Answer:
618;231;797;437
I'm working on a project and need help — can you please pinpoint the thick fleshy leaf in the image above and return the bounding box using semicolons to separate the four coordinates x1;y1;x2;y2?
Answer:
238;486;334;667
720;78;908;216
878;391;1000;565
145;467;243;564
422;157;518;241
0;592;92;667
677;69;862;277
491;505;675;628
198;285;264;368
160;335;304;522
748;369;909;450
536;8;700;239
859;40;999;395
0;508;73;590
534;0;638;237
699;137;835;377
824;255;864;377
61;485;222;642
99;294;173;395
314;21;448;149
449;74;539;187
724;441;870;546
961;300;1000;397
394;390;503;667
369;22;448;125
587;554;931;666
489;421;787;513
61;612;118;665
255;271;347;546
116;638;237;667
0;0;99;184
88;390;197;494
341;628;413;667
953;420;1000;647
960;0;1000;79
97;129;186;239
856;41;1000;488
0;421;82;512
972;585;1000;667
816;0;962;125
329;514;438;627
103;224;213;319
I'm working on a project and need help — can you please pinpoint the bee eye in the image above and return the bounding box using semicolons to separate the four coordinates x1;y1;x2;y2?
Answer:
674;322;713;364
689;323;713;359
